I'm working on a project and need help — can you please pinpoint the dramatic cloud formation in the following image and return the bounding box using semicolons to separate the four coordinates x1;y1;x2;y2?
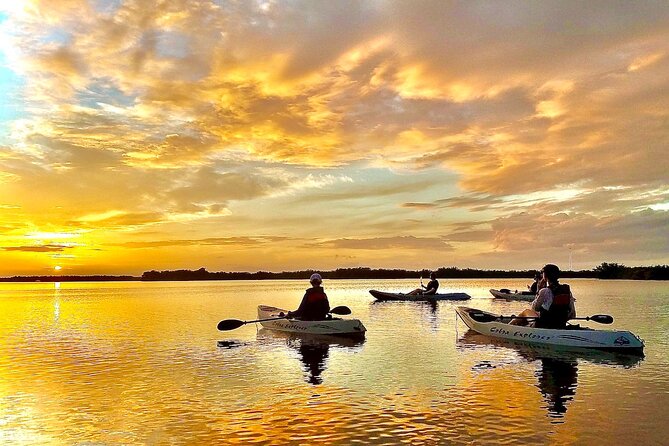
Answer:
0;0;667;274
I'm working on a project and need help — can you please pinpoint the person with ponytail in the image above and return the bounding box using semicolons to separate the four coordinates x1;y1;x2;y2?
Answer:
510;264;576;328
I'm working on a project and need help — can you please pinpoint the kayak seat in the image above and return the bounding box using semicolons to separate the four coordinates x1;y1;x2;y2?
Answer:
565;324;592;331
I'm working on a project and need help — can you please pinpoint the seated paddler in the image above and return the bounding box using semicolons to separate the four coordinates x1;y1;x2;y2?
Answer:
510;264;576;328
286;273;330;321
407;272;439;295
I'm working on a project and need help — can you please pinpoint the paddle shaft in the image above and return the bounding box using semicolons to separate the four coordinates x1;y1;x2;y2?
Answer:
509;316;606;321
471;312;613;324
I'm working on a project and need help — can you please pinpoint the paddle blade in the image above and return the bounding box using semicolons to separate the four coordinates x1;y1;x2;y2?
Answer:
217;319;246;331
589;314;614;324
330;305;351;315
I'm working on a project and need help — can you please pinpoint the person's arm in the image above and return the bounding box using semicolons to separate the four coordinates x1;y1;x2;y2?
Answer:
288;293;309;318
568;294;576;319
423;280;438;295
531;289;547;312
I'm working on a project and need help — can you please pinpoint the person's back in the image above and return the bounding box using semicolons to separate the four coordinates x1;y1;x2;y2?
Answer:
287;273;330;321
298;286;330;320
535;283;573;329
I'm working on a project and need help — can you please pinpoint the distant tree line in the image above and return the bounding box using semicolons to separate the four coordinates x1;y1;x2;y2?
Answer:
593;263;669;280
2;263;666;282
139;264;669;281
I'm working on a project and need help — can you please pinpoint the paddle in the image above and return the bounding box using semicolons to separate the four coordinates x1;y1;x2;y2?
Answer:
217;305;352;331
471;312;614;324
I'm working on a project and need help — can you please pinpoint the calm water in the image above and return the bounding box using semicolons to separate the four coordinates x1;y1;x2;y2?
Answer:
0;279;667;445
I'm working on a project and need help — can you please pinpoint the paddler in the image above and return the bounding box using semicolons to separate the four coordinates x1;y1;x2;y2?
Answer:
510;264;576;328
285;273;331;321
407;272;439;295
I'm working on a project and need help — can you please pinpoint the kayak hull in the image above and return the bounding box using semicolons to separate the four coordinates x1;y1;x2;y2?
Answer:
369;289;471;301
257;305;366;338
489;288;535;301
455;306;644;355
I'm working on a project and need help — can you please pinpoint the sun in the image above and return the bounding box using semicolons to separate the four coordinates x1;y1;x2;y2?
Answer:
54;266;62;271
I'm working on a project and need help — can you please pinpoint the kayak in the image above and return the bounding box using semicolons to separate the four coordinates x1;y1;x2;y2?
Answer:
455;306;644;355
489;288;536;301
257;305;366;338
369;289;471;301
458;330;644;367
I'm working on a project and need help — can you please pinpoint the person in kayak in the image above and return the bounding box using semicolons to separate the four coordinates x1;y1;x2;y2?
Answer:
408;272;439;295
510;264;575;328
286;273;331;321
528;271;543;294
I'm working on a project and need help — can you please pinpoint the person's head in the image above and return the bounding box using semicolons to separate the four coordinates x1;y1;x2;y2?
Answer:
309;273;322;286
429;272;436;280
541;264;560;283
534;271;542;281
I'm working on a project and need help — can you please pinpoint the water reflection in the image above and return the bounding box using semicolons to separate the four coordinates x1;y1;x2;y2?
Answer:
257;329;365;385
458;330;643;419
296;342;330;385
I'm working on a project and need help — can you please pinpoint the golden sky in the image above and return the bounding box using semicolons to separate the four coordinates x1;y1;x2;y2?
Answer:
0;0;668;275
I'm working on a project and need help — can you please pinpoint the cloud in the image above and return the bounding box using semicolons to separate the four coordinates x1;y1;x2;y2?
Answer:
312;236;454;251
115;236;294;248
2;244;71;252
1;1;668;273
490;208;669;255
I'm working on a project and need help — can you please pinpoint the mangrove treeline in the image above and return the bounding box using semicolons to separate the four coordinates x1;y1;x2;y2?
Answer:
139;263;669;281
2;263;667;282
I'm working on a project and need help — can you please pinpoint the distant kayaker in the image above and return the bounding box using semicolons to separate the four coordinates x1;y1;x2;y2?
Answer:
510;264;576;328
286;273;331;321
528;272;542;294
408;272;439;295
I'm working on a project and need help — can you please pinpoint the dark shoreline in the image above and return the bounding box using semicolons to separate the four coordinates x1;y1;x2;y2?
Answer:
2;263;667;282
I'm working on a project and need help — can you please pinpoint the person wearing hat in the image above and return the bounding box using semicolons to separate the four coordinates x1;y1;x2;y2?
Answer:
286;273;331;321
510;264;576;328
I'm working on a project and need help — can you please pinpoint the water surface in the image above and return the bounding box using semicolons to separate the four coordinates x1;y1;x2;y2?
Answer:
0;279;667;444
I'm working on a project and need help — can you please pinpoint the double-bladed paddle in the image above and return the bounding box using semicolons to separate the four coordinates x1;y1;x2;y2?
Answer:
471;312;614;324
217;305;352;331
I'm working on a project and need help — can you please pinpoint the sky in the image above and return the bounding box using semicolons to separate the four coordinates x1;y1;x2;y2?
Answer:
0;0;668;276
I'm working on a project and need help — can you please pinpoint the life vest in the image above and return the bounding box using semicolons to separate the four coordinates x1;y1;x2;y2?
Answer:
299;287;330;320
305;287;327;303
536;284;572;329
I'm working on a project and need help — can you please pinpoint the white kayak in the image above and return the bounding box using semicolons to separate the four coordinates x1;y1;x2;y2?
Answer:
257;305;366;338
455;306;644;355
369;289;471;301
489;288;536;301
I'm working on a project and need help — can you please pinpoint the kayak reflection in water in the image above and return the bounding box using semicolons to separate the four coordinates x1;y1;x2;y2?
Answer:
407;272;439;295
287;273;330;321
535;357;578;418
297;342;330;385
